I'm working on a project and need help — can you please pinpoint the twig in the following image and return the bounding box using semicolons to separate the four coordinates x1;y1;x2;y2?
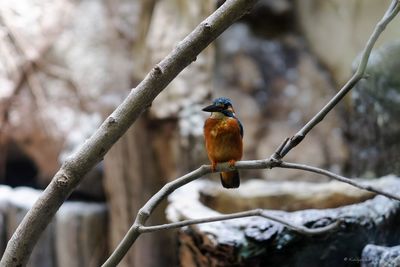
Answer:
273;137;289;159
102;2;400;252
101;162;269;267
84;1;400;265
138;209;339;235
35;61;88;112
276;161;400;202
102;158;278;266
277;0;400;158
0;10;63;137
0;0;258;266
102;156;400;267
3;1;400;266
101;165;210;267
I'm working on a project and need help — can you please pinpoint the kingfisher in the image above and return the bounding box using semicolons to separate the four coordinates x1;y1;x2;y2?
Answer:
202;97;243;188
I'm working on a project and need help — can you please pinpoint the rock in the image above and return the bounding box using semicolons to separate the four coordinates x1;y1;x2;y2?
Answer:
145;0;214;119
6;187;55;267
0;215;4;258
2;186;108;266
55;201;108;267
0;185;12;214
349;41;400;177
362;244;400;267
7;91;64;182
0;0;133;195
295;0;400;84
245;0;294;36
0;185;12;256
253;0;292;15
3;142;39;188
167;175;400;267
199;178;378;214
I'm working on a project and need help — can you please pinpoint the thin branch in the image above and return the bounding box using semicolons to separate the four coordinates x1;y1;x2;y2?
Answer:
101;161;273;267
102;157;400;267
0;10;62;138
3;1;400;267
138;209;340;235
101;1;400;266
35;61;88;112
277;161;400;202
278;0;400;158
102;161;270;267
0;0;258;266
272;137;289;159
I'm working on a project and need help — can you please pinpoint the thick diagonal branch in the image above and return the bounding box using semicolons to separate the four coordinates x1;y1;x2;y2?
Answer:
102;1;400;265
0;0;258;266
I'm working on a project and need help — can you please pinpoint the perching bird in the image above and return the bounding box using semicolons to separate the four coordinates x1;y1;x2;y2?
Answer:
202;97;243;188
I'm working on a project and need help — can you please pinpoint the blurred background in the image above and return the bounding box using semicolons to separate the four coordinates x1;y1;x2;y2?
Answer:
0;0;400;266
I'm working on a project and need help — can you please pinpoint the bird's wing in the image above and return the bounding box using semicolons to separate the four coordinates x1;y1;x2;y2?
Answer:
236;118;243;138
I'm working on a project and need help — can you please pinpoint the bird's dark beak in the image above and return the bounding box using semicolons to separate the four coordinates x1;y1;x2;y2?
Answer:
202;104;222;112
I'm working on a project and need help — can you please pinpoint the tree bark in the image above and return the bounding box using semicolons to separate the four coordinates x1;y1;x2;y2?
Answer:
104;116;176;266
103;0;214;266
0;0;257;264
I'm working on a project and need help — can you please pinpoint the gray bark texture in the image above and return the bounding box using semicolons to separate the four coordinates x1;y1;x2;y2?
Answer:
0;0;258;265
103;0;214;266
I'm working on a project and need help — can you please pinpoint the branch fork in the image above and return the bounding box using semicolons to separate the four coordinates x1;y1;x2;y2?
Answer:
74;1;400;266
2;0;400;267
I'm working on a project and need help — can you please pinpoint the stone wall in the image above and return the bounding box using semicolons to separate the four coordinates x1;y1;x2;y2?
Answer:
0;185;108;267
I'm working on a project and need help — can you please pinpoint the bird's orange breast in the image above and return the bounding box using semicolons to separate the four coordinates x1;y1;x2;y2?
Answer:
204;117;243;164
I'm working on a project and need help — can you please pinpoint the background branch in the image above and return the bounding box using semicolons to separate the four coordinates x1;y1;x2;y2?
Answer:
2;0;399;266
80;1;400;266
0;0;258;266
276;161;400;202
277;0;400;158
102;156;400;267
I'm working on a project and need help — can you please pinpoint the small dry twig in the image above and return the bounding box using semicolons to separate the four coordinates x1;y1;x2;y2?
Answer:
277;0;400;158
1;1;400;267
102;1;400;266
102;156;400;266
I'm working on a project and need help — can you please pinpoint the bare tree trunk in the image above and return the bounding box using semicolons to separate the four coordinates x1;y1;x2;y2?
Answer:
103;0;214;266
104;116;175;266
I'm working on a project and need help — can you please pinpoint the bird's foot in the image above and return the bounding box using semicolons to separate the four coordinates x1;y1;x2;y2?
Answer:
228;160;236;167
211;162;217;172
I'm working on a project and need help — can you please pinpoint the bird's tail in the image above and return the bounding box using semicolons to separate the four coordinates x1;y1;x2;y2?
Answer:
220;171;240;188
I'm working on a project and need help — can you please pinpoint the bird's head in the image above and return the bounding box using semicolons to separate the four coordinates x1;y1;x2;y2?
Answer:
203;97;243;136
202;97;235;116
